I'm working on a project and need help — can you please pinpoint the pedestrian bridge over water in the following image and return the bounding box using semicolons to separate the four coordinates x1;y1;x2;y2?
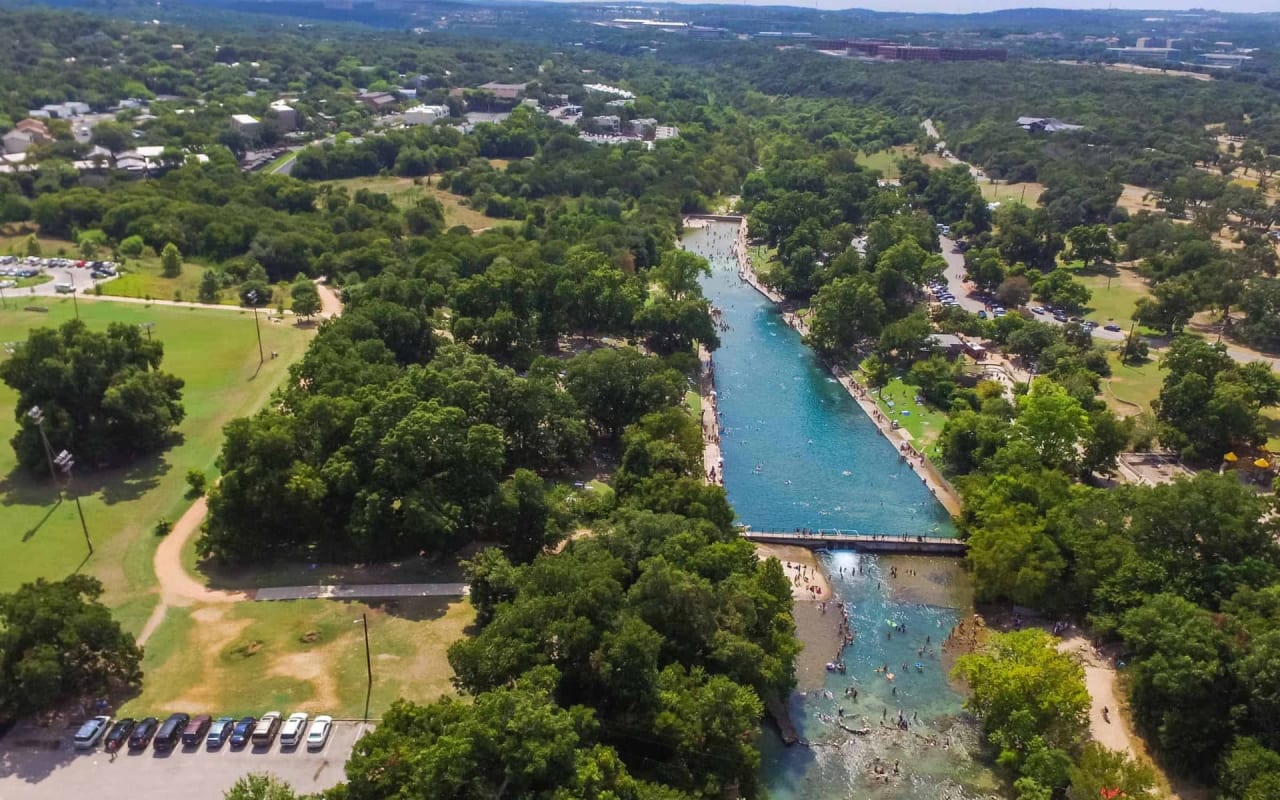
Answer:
740;529;968;556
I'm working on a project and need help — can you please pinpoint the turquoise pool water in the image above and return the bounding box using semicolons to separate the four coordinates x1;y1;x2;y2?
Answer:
684;223;996;800
685;227;953;538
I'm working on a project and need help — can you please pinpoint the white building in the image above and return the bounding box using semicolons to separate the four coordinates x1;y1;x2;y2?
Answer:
268;100;298;131
230;114;261;136
403;104;450;125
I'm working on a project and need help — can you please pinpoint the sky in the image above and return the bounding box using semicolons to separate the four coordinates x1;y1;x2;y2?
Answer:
654;0;1276;13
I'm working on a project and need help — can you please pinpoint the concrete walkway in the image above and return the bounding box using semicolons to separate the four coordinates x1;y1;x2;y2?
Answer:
255;583;468;601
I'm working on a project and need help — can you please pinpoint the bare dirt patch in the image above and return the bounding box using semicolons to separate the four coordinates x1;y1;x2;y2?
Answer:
269;647;341;710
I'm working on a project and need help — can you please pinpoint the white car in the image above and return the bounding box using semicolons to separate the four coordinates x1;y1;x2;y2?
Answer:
279;712;309;748
306;715;333;750
73;715;112;750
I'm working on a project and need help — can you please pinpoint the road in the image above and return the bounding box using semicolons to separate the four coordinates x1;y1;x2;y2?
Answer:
937;236;1125;342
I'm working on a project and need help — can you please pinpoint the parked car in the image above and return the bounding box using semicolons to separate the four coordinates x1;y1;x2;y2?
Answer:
977;310;987;319
54;282;75;294
251;712;282;747
128;717;159;751
182;714;212;747
104;718;136;753
280;712;309;748
306;716;333;750
1104;324;1123;332
1031;306;1045;315
206;717;235;749
73;716;111;750
153;713;189;752
229;716;256;749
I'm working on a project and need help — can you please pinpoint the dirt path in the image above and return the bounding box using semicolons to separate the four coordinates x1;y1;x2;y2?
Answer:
315;280;342;318
138;497;247;645
137;286;347;647
1057;635;1135;755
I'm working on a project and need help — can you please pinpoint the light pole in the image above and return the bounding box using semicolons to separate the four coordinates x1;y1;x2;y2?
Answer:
354;614;372;724
27;406;58;485
139;322;155;343
54;449;92;557
69;274;80;320
247;290;264;366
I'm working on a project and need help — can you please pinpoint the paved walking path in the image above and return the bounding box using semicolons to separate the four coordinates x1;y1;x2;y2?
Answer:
255;583;468;601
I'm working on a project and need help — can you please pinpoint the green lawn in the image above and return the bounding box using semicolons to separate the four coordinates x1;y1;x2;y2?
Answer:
0;299;313;633
685;390;702;416
871;375;949;458
99;258;218;304
1079;271;1151;327
749;244;778;284
1263;408;1280;452
1102;350;1163;416
121;597;473;719
856;149;902;179
325;176;500;231
980;182;1044;208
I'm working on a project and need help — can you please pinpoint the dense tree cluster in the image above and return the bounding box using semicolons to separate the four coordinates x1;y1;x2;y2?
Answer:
1;318;185;472
0;576;142;716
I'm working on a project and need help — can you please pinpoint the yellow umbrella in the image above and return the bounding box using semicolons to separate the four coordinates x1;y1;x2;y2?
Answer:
1255;458;1271;469
1224;452;1239;462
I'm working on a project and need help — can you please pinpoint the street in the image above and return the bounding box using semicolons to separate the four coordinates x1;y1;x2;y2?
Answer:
937;235;1125;342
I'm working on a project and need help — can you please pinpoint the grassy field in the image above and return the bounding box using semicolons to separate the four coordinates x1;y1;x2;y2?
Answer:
980;182;1045;207
1079;269;1151;326
1101;351;1163;417
0;299;313;633
856;147;916;180
872;375;948;458
685;389;702;416
0;232;79;258
121;597;473;719
325;176;500;231
100;258;219;304
749;244;779;283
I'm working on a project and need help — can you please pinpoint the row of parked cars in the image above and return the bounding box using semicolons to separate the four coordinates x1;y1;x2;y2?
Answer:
0;255;119;282
73;712;333;754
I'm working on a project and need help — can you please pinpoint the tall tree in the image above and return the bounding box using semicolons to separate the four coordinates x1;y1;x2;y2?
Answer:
0;576;143;716
1;319;185;471
161;242;182;278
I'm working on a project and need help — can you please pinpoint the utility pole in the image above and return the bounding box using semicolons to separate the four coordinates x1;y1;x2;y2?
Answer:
27;406;58;485
54;449;91;557
247;290;265;366
355;614;372;724
140;322;154;343
1123;321;1138;365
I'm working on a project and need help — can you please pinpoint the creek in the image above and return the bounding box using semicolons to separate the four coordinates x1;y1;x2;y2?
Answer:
682;221;999;799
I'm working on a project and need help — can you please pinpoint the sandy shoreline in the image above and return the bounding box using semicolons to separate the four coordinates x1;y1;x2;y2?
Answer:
754;544;841;690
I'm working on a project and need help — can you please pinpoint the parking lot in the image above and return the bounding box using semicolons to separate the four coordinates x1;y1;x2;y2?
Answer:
0;720;367;799
0;255;119;295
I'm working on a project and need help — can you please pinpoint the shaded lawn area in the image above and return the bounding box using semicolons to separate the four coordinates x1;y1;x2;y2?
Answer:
1101;350;1163;417
1077;268;1151;327
1263;407;1280;452
324;175;501;231
121;597;473;719
871;375;949;458
749;244;779;284
856;147;913;180
0;299;313;634
980;182;1044;207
